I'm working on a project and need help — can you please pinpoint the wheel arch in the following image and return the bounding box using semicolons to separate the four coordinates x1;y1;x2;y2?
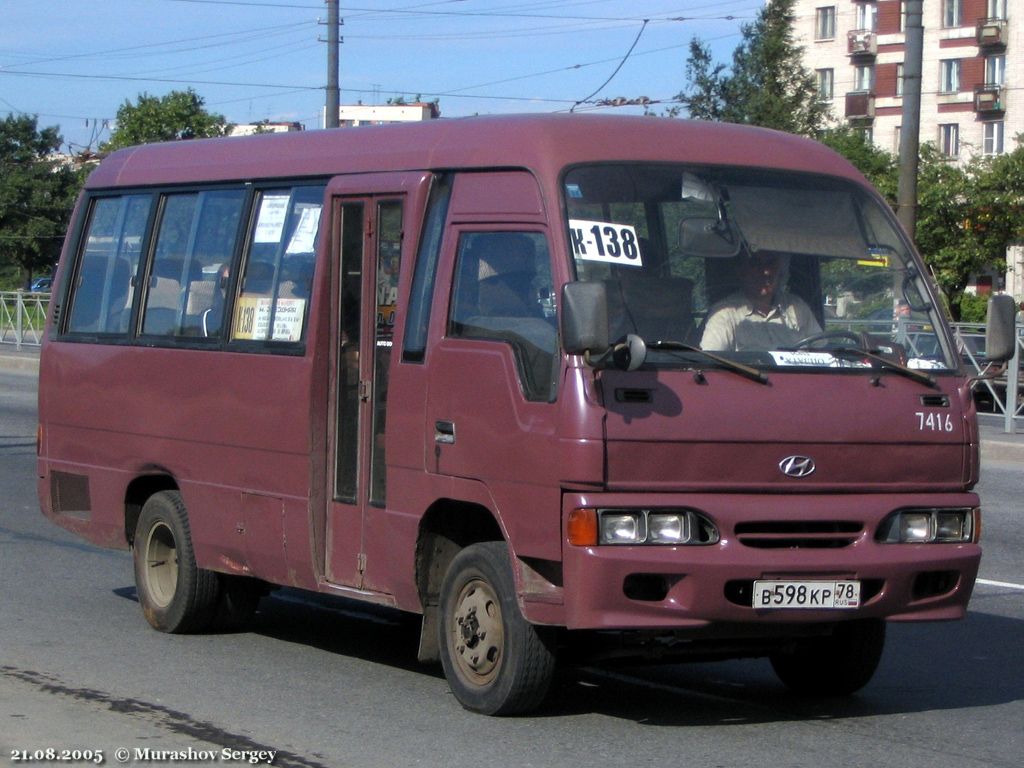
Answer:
124;472;180;545
414;498;505;663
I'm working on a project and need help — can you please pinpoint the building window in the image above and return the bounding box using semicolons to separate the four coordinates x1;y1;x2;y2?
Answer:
816;69;834;100
896;63;904;97
899;1;906;32
894;125;902;153
988;0;1007;21
940;60;961;93
856;2;877;31
943;0;962;28
855;65;875;92
984;122;1005;156
940;124;960;158
815;7;836;40
986;54;1006;86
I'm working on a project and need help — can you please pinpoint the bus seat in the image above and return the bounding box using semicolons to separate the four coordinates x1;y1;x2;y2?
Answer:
610;274;695;343
475;234;542;319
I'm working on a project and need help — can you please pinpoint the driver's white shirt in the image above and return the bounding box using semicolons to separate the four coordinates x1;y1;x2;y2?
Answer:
701;291;821;352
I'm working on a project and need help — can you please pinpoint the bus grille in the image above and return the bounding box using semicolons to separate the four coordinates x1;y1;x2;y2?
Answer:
734;521;863;549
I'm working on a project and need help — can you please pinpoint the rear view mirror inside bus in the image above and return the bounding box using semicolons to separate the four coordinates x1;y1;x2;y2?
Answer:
678;216;742;259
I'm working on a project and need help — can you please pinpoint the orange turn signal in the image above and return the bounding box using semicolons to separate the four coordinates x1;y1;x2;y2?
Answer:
567;508;598;546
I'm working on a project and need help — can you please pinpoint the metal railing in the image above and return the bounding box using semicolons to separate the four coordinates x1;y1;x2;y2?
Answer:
3;290;1021;426
0;290;50;350
951;321;1023;432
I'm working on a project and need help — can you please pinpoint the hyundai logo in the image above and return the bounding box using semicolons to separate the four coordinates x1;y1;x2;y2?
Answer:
779;455;816;478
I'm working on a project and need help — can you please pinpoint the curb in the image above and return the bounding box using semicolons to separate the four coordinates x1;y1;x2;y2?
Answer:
981;439;1024;465
0;352;40;373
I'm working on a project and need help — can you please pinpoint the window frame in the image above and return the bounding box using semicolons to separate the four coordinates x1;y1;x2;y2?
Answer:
940;124;960;158
942;0;962;28
446;228;559;403
815;6;837;40
57;178;328;356
816;68;834;101
939;59;961;94
227;182;327;351
60;191;156;341
983;121;1005;156
138;187;249;341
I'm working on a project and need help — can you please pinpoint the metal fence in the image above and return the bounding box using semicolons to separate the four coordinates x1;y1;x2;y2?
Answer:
2;289;1021;424
951;321;1023;431
0;290;49;350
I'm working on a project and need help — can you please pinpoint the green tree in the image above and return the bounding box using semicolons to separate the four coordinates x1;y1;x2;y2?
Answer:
673;39;726;120
0;115;83;287
819;126;899;204
676;0;828;136
914;145;993;320
103;89;229;151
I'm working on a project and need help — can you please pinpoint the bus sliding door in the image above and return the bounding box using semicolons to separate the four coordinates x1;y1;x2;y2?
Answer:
326;196;403;588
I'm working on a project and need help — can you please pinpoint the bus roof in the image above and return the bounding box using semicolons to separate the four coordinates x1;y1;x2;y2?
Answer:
86;114;866;190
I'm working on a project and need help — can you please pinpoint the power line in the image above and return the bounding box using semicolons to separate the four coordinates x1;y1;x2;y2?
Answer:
572;19;650;111
0;21;312;69
164;0;737;23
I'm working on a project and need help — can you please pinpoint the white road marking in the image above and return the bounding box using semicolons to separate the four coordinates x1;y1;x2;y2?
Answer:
976;578;1024;591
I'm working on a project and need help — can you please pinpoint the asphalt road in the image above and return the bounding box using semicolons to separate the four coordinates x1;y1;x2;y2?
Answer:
1;368;1022;768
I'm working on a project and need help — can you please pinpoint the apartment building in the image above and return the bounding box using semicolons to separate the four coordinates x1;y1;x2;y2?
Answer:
792;0;1018;162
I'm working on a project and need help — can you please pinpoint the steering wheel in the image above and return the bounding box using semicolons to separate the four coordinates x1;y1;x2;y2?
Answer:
791;330;864;350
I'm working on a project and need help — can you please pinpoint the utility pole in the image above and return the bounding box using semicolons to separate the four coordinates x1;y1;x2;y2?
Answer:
325;0;340;128
896;0;923;240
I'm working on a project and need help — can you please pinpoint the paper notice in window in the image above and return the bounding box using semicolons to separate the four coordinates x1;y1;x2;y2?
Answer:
254;194;290;243
233;296;273;340
286;205;322;254
233;296;305;341
271;299;305;341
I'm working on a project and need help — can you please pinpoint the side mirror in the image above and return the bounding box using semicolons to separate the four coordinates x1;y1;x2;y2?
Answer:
561;281;609;357
985;294;1018;363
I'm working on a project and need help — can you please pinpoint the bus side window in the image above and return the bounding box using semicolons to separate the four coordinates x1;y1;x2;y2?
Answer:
141;190;246;339
231;185;324;344
66;195;152;336
448;231;558;402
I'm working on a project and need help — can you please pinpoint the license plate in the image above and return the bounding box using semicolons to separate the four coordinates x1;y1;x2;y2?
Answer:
752;580;861;609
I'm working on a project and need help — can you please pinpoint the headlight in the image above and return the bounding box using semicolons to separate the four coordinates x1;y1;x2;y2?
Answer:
876;508;979;544
567;508;719;546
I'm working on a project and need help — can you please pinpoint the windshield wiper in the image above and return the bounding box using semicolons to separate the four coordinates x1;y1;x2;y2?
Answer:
827;347;939;389
646;341;770;385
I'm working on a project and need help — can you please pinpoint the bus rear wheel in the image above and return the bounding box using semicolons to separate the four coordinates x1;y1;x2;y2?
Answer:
770;619;886;696
132;490;219;633
438;542;556;715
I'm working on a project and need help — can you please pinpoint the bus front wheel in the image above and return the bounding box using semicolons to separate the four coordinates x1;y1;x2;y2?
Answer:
132;490;219;633
438;542;556;715
770;619;886;696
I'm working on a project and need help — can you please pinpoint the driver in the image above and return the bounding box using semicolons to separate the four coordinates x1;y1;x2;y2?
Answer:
700;250;821;352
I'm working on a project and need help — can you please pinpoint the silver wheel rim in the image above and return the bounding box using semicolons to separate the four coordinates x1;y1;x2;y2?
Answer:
450;577;504;687
143;521;178;608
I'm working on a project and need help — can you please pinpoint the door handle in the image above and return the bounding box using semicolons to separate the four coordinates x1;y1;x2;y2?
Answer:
434;420;456;445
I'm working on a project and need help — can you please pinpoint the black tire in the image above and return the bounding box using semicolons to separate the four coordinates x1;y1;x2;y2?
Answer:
770;619;886;696
438;542;557;715
132;490;219;633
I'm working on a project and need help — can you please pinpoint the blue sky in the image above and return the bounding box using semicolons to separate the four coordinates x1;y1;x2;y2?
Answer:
1;0;761;153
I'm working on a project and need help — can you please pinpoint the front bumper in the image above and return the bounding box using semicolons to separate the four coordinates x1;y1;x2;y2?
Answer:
559;491;981;632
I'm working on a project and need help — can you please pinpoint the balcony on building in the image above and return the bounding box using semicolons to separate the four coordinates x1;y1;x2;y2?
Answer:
974;84;1005;114
976;18;1007;49
845;91;876;120
847;30;877;58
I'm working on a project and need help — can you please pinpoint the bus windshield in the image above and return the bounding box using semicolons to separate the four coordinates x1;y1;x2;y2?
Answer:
564;164;957;372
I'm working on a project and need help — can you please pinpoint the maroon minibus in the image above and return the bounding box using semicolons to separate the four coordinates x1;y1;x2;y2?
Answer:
38;115;1011;715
